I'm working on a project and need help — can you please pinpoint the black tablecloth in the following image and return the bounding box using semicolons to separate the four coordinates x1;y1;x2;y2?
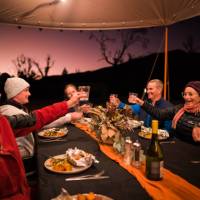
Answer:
36;125;200;200
133;135;200;188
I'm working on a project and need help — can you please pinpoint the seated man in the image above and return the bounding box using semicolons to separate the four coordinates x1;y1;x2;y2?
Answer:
110;79;172;132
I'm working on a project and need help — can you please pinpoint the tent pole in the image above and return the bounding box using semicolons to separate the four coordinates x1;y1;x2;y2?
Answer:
164;26;168;100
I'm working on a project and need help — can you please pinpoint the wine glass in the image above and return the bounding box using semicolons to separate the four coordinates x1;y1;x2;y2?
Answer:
78;85;90;104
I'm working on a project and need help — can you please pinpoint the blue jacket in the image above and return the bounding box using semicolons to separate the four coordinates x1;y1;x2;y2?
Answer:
119;98;172;132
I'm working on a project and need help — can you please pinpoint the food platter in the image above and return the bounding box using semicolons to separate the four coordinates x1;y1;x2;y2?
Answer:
66;147;95;167
78;117;92;124
44;154;92;174
138;126;169;140
38;127;68;139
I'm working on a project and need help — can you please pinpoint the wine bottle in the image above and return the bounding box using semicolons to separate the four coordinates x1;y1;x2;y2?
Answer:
146;120;164;180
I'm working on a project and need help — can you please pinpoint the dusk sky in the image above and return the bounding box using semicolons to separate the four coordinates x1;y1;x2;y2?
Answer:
0;16;200;76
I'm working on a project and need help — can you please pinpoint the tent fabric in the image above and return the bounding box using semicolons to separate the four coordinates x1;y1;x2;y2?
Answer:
0;0;200;30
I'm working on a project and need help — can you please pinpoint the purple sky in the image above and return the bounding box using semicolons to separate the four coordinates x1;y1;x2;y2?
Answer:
0;17;200;76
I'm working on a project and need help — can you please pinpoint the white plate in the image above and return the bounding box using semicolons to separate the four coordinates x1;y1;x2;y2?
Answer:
139;126;169;140
38;127;68;139
44;154;92;174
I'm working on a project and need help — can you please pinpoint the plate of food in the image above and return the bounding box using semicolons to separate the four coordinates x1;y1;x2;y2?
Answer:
138;126;169;140
38;127;68;138
52;190;113;200
44;148;96;174
44;154;92;174
71;193;113;200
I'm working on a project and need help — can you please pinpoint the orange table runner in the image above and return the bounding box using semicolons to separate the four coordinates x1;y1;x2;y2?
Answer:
75;122;200;200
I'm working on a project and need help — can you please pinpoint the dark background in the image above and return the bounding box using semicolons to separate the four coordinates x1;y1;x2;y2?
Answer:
24;50;200;109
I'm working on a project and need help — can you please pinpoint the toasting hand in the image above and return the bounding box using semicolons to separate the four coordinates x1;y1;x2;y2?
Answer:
66;92;87;108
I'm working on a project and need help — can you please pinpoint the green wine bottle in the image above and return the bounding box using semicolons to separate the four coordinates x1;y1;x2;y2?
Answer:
146;120;164;180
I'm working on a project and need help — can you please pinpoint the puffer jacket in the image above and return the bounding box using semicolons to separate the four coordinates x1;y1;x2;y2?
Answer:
142;102;200;143
0;101;68;200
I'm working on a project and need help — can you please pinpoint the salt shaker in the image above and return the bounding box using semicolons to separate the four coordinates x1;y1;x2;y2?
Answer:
123;137;133;165
132;140;141;168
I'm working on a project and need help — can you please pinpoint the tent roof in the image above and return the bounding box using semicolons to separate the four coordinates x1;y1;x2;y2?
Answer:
0;0;200;30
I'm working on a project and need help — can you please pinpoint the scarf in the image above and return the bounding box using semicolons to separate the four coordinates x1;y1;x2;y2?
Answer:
172;102;200;129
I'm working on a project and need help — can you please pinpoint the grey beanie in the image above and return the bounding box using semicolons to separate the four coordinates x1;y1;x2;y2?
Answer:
4;77;30;99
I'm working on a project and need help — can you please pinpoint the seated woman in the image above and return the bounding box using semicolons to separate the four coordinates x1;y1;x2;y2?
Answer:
44;83;91;128
133;81;200;143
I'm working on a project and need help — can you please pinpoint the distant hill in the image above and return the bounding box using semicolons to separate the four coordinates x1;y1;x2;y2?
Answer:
26;49;200;107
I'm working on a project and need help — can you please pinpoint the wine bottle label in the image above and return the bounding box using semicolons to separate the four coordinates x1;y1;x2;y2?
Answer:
150;161;164;178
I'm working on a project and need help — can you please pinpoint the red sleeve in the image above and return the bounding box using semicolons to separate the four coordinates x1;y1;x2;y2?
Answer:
14;101;68;136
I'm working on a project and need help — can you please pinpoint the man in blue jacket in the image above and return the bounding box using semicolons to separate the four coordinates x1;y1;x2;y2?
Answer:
110;79;172;132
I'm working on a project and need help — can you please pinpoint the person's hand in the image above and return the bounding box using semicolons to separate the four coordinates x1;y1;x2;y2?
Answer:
129;96;144;106
70;112;83;121
66;92;86;108
192;127;200;142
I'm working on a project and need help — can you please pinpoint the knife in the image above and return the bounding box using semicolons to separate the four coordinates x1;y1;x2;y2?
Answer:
65;176;109;181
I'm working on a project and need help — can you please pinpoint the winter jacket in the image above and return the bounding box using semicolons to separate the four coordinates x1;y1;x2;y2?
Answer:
0;104;35;158
43;113;72;129
0;101;68;200
142;102;200;143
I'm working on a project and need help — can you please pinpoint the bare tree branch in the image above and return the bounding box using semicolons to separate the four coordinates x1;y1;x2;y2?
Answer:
90;30;149;66
12;54;54;79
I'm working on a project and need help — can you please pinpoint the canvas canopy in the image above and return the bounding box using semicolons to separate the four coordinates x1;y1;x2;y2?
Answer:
0;0;199;99
0;0;200;30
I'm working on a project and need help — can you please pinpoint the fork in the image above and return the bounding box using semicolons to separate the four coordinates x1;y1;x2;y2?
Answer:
190;160;200;164
39;138;66;143
160;141;175;144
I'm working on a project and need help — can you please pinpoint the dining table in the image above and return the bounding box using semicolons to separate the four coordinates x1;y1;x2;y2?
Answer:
36;123;200;200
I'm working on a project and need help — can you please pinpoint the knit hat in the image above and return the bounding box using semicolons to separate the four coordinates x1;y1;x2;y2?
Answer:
4;77;30;99
185;81;200;95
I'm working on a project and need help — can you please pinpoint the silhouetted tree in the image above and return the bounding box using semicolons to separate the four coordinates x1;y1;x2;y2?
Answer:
89;30;149;66
182;35;200;53
62;68;68;75
12;54;54;79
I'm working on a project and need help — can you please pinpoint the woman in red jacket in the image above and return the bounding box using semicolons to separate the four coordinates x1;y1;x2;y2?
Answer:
0;92;83;200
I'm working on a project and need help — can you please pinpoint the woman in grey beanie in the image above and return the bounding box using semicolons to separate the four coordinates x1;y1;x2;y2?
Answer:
0;77;36;176
2;77;33;154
